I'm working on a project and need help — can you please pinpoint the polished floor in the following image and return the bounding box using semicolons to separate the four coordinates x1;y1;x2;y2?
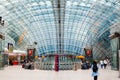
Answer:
0;65;119;80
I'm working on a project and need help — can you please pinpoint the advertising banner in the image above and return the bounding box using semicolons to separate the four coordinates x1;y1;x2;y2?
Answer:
84;48;93;63
8;43;13;53
27;49;35;61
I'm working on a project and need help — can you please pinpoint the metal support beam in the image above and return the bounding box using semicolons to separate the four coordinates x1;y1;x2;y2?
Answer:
52;0;65;54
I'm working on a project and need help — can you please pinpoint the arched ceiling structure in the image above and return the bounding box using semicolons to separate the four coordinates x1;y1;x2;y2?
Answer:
0;0;120;59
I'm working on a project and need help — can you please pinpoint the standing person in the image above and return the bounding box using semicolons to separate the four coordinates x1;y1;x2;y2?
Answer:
100;60;104;69
103;59;108;69
92;61;99;80
9;59;13;65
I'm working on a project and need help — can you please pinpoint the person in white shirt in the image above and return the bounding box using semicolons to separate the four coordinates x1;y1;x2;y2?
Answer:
100;60;104;69
103;59;108;69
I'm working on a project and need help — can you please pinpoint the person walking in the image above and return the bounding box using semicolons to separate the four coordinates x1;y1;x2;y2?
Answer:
103;59;108;69
100;60;104;69
92;61;99;80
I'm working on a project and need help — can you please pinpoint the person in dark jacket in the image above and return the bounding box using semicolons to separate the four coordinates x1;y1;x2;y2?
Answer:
91;61;99;80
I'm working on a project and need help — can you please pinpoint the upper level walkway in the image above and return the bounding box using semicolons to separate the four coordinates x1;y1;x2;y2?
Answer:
0;65;119;80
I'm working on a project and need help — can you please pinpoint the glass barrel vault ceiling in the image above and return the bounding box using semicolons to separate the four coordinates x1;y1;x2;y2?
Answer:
0;0;120;59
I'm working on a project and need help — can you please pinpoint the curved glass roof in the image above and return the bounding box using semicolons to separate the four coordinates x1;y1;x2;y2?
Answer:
0;0;120;59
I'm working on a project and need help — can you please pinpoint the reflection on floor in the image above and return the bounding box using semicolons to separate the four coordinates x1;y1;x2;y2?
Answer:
0;65;119;80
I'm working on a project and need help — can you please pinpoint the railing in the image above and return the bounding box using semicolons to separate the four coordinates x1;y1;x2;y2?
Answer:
34;61;81;70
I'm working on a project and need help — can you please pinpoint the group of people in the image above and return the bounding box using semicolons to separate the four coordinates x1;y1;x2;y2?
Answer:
81;60;91;69
22;59;34;70
100;59;108;69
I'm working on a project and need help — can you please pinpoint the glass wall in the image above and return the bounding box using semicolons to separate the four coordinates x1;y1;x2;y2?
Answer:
0;0;120;59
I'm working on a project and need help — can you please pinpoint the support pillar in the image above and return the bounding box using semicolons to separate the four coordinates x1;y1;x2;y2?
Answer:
109;32;120;70
55;54;59;71
119;50;120;78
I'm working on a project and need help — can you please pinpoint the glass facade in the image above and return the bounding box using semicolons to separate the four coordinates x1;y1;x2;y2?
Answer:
0;0;120;59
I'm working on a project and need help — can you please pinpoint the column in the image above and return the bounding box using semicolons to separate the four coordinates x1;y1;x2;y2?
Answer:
0;16;5;69
52;0;65;54
110;32;120;70
54;54;59;71
118;50;120;78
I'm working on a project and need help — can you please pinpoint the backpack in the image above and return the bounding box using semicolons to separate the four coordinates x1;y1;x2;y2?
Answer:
92;65;98;72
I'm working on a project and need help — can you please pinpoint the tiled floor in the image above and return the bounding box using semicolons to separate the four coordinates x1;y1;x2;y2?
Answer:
0;65;119;80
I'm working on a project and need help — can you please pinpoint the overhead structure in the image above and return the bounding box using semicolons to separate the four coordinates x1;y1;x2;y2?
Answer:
0;0;120;60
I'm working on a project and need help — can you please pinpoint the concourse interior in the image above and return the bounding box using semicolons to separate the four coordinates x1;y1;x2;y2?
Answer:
0;65;119;80
0;0;120;80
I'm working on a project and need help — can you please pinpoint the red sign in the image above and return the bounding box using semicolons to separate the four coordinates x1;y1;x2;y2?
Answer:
28;50;33;56
86;49;92;56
